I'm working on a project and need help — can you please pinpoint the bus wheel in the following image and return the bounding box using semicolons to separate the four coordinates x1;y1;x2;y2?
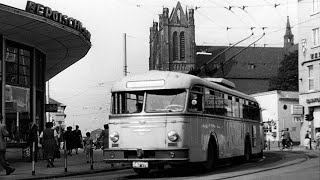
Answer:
205;139;217;170
244;141;251;162
133;168;150;176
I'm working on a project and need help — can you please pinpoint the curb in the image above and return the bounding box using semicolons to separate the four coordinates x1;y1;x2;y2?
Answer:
19;165;131;180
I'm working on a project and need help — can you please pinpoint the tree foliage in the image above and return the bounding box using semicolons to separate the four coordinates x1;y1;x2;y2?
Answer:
269;50;298;91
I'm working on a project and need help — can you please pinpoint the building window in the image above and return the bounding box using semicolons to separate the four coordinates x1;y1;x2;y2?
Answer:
313;0;320;14
173;32;178;61
5;43;31;87
308;65;314;90
180;32;185;59
312;28;319;46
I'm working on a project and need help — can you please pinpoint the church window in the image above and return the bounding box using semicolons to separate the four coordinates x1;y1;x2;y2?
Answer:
173;32;178;61
177;9;181;23
180;32;185;59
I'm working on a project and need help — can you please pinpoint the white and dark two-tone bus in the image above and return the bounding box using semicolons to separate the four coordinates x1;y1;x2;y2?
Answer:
104;71;263;174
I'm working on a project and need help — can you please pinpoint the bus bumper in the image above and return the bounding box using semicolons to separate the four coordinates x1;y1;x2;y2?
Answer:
103;148;189;166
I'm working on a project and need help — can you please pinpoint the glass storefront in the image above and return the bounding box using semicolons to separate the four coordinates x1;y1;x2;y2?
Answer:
2;40;45;146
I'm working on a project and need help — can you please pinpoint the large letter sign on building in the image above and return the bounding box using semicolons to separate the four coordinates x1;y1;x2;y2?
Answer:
25;1;91;41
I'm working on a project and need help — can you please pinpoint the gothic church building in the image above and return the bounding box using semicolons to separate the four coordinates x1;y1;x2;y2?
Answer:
149;2;297;94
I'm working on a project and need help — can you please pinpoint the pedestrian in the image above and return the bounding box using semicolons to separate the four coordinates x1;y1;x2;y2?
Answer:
27;122;39;162
54;126;62;150
83;132;93;163
315;129;320;150
40;122;58;168
64;126;73;156
0;115;15;175
98;124;109;150
73;125;83;154
304;130;311;149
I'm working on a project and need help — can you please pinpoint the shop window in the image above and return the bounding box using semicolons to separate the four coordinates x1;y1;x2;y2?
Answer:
5;43;31;88
5;85;30;143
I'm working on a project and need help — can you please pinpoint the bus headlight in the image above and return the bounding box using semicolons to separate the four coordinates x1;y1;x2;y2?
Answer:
110;132;119;143
168;131;179;142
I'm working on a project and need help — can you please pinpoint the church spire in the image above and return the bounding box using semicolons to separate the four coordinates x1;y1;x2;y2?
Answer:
285;16;293;38
284;16;294;50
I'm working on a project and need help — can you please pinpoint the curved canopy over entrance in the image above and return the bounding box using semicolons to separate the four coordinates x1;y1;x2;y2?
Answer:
0;3;91;80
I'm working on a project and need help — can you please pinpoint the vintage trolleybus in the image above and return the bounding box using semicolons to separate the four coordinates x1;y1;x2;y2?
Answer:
104;71;263;174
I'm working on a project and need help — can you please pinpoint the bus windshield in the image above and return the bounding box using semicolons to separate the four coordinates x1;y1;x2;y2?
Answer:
111;89;186;114
145;89;186;113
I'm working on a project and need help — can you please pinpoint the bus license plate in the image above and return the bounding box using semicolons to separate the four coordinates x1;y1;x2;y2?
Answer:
132;161;148;168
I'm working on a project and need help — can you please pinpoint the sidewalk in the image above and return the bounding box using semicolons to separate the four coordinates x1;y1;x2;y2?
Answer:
263;145;320;156
0;149;130;180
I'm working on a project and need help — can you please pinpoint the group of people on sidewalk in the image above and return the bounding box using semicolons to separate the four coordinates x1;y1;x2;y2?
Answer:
64;125;83;156
0;118;110;176
304;129;320;150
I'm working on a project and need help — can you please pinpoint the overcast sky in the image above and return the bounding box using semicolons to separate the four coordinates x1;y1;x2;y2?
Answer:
2;0;298;132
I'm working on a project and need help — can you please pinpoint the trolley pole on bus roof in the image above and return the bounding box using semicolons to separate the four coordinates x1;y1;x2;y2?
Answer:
123;33;127;77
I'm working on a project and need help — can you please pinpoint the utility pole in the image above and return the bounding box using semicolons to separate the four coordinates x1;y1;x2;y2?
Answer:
46;81;50;123
123;33;127;76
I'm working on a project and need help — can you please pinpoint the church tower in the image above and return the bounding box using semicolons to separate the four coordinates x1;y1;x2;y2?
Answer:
149;2;196;73
284;16;294;51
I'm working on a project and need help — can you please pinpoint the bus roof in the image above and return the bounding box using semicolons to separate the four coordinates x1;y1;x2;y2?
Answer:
111;71;257;102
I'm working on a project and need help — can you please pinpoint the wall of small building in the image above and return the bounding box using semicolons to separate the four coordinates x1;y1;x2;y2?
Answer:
252;92;279;145
252;91;301;147
278;98;301;142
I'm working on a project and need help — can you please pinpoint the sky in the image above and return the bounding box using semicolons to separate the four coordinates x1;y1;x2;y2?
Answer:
2;0;298;132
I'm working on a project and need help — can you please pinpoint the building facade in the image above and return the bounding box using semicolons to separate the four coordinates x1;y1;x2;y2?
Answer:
48;98;67;129
149;2;297;95
252;91;301;147
298;0;320;143
0;1;91;148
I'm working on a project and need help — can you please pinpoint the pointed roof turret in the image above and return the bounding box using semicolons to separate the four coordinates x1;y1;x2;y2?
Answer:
285;16;293;38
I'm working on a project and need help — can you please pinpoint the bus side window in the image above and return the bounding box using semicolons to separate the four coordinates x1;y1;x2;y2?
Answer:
188;93;203;112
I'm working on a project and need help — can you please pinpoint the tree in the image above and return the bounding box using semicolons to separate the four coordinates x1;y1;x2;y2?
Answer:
269;50;298;91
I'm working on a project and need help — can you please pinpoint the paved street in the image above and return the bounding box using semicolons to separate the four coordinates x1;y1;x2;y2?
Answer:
45;147;320;180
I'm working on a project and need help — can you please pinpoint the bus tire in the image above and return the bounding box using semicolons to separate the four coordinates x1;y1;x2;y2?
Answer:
205;138;218;170
133;168;150;176
244;139;252;162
